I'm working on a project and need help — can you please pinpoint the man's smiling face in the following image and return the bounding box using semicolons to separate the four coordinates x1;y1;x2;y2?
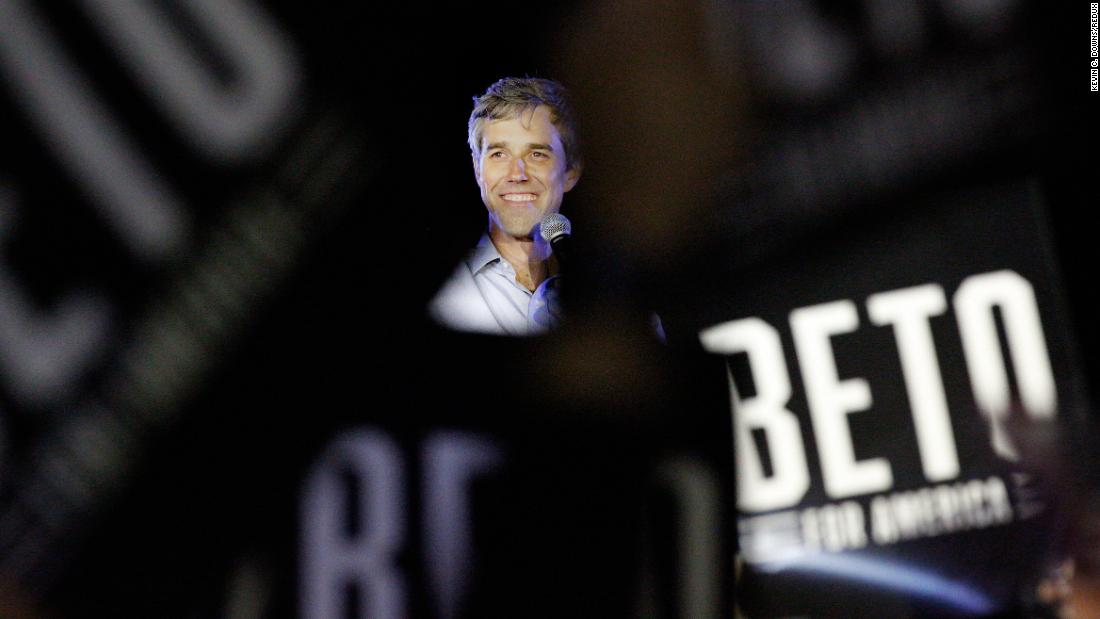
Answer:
475;105;579;240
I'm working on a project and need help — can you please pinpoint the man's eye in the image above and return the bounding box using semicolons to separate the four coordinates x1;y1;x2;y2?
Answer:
489;151;506;159
531;151;549;159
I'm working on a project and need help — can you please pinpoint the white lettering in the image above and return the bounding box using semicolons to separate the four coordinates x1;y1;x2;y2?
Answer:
801;501;866;553
0;0;186;258
867;284;959;481
0;189;111;405
791;300;891;498
422;432;502;619
869;476;1014;544
954;270;1057;460
700;318;810;512
78;0;301;161
301;430;406;619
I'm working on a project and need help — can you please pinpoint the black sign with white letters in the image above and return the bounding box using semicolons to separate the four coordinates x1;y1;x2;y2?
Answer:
664;176;1085;618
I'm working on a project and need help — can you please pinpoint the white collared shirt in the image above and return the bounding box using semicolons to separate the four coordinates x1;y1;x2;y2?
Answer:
429;235;561;336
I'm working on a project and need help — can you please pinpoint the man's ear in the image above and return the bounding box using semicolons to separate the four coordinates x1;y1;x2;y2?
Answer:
564;166;581;192
471;152;481;181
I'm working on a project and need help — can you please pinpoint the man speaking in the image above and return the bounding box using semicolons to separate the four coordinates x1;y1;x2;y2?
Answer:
430;77;582;335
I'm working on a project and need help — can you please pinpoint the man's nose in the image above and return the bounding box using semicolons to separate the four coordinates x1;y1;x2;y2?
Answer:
508;157;527;181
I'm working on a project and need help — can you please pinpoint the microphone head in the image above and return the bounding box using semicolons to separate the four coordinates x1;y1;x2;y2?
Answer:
539;213;572;243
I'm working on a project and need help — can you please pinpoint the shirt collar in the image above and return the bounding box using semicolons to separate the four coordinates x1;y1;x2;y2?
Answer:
466;233;502;274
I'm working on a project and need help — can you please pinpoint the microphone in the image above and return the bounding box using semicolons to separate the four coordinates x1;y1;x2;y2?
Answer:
539;213;572;265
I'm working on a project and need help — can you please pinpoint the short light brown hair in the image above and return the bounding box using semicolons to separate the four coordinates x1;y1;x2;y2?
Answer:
468;77;582;172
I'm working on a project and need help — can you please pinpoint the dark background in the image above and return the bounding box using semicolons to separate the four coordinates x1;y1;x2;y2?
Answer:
0;1;1096;617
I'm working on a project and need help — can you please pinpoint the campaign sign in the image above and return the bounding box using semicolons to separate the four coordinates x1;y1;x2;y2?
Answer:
290;328;734;619
684;177;1084;618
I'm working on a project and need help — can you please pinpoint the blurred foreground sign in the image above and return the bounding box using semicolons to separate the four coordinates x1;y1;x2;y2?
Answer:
689;178;1082;617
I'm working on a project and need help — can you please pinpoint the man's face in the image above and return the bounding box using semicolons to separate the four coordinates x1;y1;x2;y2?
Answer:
475;105;579;240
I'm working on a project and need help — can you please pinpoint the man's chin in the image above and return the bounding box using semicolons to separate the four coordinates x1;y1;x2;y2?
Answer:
497;221;539;240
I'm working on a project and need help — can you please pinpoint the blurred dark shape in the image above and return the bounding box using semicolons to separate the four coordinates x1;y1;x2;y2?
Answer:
557;0;745;306
0;0;1094;617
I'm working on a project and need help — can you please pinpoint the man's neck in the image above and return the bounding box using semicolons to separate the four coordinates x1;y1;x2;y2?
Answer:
489;227;555;292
